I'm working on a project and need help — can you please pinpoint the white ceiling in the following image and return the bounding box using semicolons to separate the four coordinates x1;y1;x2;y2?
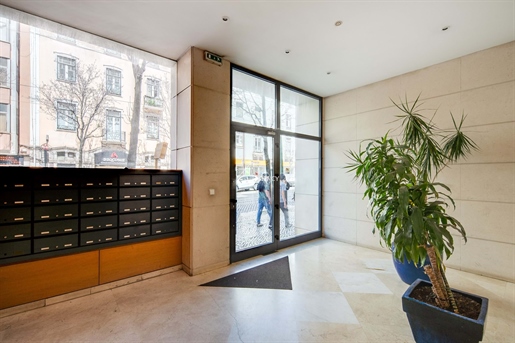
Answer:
0;0;513;97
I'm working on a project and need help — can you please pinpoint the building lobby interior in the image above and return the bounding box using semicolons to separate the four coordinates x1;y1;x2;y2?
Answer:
0;1;514;342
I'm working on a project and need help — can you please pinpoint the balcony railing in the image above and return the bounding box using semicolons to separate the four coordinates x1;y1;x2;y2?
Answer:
144;96;163;108
103;130;126;143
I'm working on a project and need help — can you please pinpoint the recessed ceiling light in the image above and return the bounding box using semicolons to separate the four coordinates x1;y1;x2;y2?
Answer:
442;26;450;31
335;21;342;26
222;16;229;22
285;49;290;54
327;72;331;75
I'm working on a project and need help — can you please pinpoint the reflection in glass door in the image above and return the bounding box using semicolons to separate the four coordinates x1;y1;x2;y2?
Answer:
279;136;320;241
234;132;274;253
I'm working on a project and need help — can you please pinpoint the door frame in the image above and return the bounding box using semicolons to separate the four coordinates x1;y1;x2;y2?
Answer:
230;65;323;263
230;125;278;262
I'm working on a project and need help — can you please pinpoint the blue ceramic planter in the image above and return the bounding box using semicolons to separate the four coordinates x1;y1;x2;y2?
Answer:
392;252;430;285
402;279;489;343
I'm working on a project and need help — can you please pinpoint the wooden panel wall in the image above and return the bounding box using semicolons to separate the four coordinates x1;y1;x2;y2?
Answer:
0;251;98;309
99;237;182;284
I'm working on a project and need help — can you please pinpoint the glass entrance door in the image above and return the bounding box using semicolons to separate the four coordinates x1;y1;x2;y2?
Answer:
231;131;276;259
230;66;322;263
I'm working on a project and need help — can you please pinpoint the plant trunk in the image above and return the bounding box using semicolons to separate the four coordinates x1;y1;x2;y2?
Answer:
423;245;450;309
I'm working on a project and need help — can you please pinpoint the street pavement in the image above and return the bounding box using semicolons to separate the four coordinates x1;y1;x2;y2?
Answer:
235;188;296;252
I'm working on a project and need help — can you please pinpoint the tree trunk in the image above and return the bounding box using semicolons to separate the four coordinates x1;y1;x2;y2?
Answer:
127;60;146;168
78;140;84;168
261;96;271;176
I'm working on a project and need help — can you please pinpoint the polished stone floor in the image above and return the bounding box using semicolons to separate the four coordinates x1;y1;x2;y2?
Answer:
0;238;513;342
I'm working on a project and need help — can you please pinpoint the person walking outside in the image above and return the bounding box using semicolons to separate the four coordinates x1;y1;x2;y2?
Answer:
256;173;273;229
279;174;291;228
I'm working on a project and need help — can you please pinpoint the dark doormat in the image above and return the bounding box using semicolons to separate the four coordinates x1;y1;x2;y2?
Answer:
201;256;292;290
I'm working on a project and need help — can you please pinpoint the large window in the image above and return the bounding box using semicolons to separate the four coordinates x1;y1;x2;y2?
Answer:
106;68;121;95
105;109;122;141
0;58;8;87
57;56;77;82
0;9;176;169
56;101;77;131
0;104;7;132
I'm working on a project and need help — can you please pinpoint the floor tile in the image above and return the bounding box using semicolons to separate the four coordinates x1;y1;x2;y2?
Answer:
333;272;393;294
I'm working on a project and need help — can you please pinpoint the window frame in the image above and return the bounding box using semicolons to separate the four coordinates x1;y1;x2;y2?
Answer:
146;78;160;98
105;109;122;141
56;101;77;131
0;103;8;132
146;115;159;140
56;55;77;82
106;67;122;96
0;58;9;88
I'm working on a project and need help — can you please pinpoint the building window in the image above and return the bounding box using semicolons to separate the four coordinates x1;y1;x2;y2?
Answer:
57;56;76;82
147;116;159;140
0;18;9;42
105;109;122;141
236;132;243;146
106;68;121;95
254;136;262;151
146;78;160;98
56;101;77;131
0;58;9;87
0;104;8;132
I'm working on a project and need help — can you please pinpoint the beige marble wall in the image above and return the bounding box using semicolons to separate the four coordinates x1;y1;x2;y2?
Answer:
176;47;231;275
323;41;515;282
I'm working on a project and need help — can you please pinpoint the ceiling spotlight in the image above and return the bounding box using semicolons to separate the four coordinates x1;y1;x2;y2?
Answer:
335;21;342;26
285;49;290;54
327;72;331;75
222;16;229;22
442;26;450;31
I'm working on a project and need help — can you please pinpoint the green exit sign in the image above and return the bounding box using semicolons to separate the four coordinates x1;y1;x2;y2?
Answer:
204;51;223;66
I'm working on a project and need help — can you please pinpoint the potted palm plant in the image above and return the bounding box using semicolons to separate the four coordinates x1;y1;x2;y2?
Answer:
346;95;488;342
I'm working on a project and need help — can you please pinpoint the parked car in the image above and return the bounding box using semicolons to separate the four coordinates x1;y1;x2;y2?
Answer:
236;175;260;191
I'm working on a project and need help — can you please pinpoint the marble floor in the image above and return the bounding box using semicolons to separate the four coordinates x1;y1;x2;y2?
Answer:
0;238;514;342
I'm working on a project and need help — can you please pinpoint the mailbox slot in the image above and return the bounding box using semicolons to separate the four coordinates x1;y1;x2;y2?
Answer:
0;223;32;241
151;209;179;223
81;188;118;202
34;219;78;237
34;234;78;253
0;207;31;224
0;240;31;259
152;174;179;186
152;198;179;211
34;189;78;204
80;229;117;246
119;175;150;186
119;212;150;226
119;187;150;200
80;202;118;216
0;190;31;206
34;204;78;220
119;199;150;213
80;215;118;231
119;225;150;240
152;221;179;235
151;186;178;198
